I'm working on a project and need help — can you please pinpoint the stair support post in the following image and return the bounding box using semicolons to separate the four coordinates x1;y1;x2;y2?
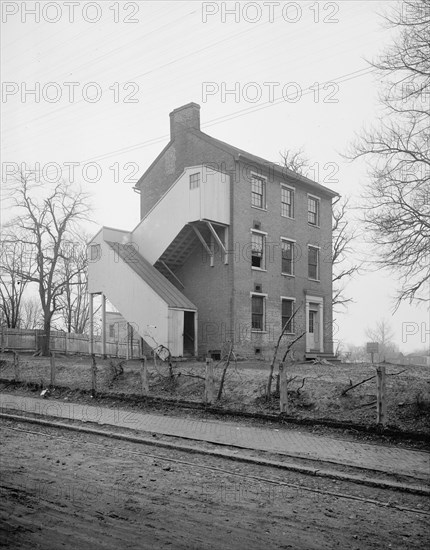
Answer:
101;293;107;359
89;293;94;356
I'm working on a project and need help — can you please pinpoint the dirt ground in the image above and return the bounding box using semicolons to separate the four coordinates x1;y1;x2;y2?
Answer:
1;417;429;550
1;352;429;434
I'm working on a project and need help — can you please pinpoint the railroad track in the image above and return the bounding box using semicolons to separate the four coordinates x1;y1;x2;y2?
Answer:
1;412;429;517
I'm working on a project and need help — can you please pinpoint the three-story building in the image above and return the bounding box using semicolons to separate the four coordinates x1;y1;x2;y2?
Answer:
88;102;338;360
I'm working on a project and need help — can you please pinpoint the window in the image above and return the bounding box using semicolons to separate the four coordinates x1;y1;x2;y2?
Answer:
189;173;200;189
309;310;315;333
308;196;320;226
209;350;221;361
281;186;294;218
281;239;294;275
251;294;265;331
251;175;266;208
308;246;319;280
109;324;115;339
90;244;101;261
281;299;294;333
251;231;265;269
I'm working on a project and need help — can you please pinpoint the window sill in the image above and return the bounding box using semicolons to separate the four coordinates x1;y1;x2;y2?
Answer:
282;273;295;278
251;206;267;212
308;278;320;282
252;267;267;272
281;215;295;220
251;330;268;334
308;222;320;228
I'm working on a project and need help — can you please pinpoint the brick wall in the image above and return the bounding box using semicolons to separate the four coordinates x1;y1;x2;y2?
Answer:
230;159;333;360
136;103;335;359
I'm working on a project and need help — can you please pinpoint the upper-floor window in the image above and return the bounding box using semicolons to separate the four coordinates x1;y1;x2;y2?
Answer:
281;239;294;276
308;245;320;280
189;173;200;189
109;324;115;339
281;298;295;333
251;231;265;269
281;185;294;218
251;175;266;209
308;195;320;226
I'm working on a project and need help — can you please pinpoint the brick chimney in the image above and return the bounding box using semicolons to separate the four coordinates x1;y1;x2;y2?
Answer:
170;102;200;139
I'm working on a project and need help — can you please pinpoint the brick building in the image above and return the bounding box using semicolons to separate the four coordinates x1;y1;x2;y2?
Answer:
88;103;338;360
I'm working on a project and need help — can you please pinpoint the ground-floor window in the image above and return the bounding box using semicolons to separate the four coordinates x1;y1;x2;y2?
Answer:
281;298;295;333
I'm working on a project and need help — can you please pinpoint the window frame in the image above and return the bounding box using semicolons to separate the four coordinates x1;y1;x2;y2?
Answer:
281;184;295;219
307;194;320;227
281;296;296;334
189;172;200;189
250;291;267;332
308;245;320;281
251;228;267;271
281;237;295;276
251;173;267;210
89;243;101;261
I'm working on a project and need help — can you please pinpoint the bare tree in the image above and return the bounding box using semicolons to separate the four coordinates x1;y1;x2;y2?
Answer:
20;297;43;329
57;236;90;334
332;196;360;310
267;304;305;399
4;170;91;355
343;344;368;364
365;318;397;361
0;240;31;328
350;0;430;308
281;149;359;307
280;148;310;176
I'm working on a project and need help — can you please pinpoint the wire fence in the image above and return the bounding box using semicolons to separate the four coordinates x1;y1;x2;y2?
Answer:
0;350;429;434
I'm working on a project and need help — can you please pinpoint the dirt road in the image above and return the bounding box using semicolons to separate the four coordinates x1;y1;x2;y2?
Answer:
0;418;428;549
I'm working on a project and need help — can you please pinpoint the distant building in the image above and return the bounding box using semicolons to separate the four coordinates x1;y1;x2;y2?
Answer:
404;354;430;367
88;103;338;360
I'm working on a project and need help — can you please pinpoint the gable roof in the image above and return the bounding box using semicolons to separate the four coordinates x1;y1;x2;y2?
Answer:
134;125;338;198
106;241;196;311
190;128;338;198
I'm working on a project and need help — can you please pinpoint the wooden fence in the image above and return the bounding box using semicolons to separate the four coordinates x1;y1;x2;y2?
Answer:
0;328;140;358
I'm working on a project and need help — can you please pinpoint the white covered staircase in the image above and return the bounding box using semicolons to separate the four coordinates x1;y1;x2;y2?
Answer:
88;166;230;357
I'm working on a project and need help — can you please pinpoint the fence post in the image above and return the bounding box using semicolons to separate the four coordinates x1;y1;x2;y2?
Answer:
140;356;149;396
13;351;19;382
376;365;387;426
91;354;97;398
64;333;68;356
279;362;288;413
50;352;56;387
1;327;4;354
205;358;215;405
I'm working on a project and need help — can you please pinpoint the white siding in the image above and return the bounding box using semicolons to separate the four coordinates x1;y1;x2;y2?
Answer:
168;309;183;357
131;166;230;264
88;239;169;349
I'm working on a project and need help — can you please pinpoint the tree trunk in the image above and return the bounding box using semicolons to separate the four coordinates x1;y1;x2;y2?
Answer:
41;316;51;356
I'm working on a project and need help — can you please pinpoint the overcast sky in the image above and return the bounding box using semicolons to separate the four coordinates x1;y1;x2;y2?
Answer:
1;0;428;353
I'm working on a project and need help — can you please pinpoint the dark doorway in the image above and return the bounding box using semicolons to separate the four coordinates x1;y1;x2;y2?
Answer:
183;311;195;356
